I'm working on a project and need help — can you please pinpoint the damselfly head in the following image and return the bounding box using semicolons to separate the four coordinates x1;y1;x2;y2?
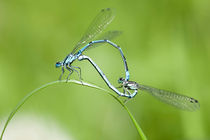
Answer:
118;77;125;84
55;62;62;68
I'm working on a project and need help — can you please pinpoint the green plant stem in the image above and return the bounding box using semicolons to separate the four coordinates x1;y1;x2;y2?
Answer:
112;96;147;140
0;80;147;140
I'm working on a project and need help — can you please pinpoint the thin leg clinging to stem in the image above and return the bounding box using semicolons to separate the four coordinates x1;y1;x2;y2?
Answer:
70;67;81;81
59;67;65;80
68;65;83;84
66;67;73;82
71;66;82;80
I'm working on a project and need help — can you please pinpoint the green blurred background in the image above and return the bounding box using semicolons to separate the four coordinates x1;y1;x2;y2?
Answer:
0;0;209;139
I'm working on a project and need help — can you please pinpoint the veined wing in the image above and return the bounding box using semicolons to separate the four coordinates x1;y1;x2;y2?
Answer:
97;30;122;41
138;84;200;111
84;30;122;51
72;8;115;53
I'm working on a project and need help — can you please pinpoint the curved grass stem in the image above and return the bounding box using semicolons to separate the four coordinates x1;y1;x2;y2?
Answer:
0;80;147;140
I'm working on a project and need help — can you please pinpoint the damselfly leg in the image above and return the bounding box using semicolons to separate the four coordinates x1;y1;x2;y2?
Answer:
59;67;65;81
71;66;82;80
66;67;73;82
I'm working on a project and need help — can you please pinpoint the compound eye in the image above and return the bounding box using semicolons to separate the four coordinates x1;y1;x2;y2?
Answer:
55;62;62;68
118;77;124;84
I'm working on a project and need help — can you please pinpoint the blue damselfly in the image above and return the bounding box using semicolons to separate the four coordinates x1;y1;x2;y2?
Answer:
55;8;131;97
118;78;200;111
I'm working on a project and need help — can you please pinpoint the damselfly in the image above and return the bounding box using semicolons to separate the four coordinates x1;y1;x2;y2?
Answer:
55;8;129;81
118;77;200;111
55;8;131;97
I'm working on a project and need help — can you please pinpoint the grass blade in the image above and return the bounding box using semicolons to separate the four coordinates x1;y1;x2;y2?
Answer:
0;80;147;140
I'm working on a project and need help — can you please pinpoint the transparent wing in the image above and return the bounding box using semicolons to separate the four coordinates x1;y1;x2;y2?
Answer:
138;84;200;111
72;8;115;53
84;30;122;51
97;30;122;41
